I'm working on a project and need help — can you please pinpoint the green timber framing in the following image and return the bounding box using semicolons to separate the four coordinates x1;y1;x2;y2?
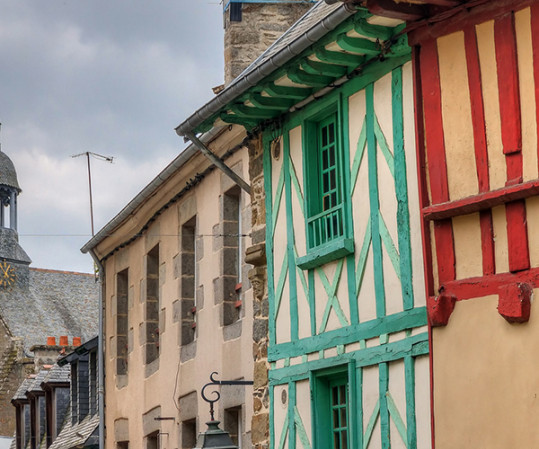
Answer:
262;60;428;448
188;9;409;135
177;4;429;449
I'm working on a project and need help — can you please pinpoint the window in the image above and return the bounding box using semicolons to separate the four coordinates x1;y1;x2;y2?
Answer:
116;269;129;375
312;367;351;449
181;419;196;449
70;363;78;425
89;350;98;415
329;379;349;449
146;431;159;449
222;186;241;326
298;104;353;270
224;406;242;448
181;217;196;346
146;245;160;364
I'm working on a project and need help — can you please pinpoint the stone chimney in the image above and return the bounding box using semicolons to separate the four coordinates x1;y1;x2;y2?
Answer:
223;0;314;85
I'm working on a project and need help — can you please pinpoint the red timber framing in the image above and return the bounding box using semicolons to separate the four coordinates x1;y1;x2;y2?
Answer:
410;0;539;325
406;1;539;446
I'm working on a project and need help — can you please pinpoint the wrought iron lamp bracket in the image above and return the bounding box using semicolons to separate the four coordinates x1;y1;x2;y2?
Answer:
201;372;254;421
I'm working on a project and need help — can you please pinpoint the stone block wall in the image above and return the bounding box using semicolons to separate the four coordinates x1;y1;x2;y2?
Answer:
246;135;270;449
223;1;313;85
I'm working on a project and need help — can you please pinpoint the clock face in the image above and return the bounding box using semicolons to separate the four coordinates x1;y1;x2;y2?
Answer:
0;261;15;289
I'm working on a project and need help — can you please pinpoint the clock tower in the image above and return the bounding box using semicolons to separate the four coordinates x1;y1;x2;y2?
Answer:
0;149;31;288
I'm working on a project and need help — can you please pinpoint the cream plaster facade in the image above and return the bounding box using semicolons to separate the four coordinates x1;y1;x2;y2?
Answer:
90;125;255;449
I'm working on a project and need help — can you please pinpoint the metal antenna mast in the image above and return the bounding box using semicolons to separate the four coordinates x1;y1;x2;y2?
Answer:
72;152;114;236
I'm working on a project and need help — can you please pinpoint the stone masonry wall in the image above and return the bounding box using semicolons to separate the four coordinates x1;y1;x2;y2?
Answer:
224;2;312;85
0;323;31;437
246;134;270;449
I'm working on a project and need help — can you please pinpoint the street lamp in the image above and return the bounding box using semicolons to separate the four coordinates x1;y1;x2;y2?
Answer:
193;372;253;449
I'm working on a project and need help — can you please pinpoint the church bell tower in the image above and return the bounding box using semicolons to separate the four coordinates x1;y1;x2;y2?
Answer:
0;143;32;288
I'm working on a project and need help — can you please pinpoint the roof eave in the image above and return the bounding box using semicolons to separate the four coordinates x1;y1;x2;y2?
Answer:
174;3;356;137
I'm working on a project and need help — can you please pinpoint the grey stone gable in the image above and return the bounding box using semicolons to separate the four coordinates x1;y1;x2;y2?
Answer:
48;412;99;449
0;268;99;354
229;0;342;86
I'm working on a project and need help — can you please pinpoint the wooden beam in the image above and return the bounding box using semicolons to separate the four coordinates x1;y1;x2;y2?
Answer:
301;58;348;78
422;179;539;221
219;112;258;129
353;17;394;40
287;67;335;88
248;94;294;111
315;47;365;67
427;0;461;5
436;266;539;301
336;33;381;55
228;104;277;119
366;0;427;21
263;83;313;99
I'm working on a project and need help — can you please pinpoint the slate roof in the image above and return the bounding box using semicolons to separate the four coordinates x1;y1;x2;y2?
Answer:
0;268;99;354
175;0;353;135
26;369;49;395
0;151;20;192
11;377;33;402
48;412;99;449
41;364;70;386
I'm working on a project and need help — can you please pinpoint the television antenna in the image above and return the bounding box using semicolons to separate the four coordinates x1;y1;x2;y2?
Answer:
71;152;114;236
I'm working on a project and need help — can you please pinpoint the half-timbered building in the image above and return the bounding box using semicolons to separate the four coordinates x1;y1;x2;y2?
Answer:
176;2;432;448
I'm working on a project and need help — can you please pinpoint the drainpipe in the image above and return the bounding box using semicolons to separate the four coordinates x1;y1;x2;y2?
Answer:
183;131;251;195
89;249;105;449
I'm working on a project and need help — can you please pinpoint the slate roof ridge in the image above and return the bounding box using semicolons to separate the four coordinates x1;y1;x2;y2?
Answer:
30;267;94;277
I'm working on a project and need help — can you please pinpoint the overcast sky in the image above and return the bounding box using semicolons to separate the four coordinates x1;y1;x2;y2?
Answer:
1;0;224;273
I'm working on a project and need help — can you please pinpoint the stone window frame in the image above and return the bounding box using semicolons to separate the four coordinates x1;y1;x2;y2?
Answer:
221;185;242;328
145;245;160;366
224;405;242;448
116;268;129;376
180;216;197;347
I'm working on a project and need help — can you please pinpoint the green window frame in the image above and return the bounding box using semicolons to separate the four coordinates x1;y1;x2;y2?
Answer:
311;363;355;449
329;378;349;449
297;99;354;270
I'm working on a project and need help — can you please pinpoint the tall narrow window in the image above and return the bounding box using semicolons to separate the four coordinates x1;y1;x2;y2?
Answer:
181;419;196;449
89;350;98;415
146;245;160;364
307;113;344;248
330;380;348;449
224;406;242;448
181;217;196;345
146;432;159;449
298;103;354;270
222;186;241;326
116;269;129;375
70;364;77;425
313;370;350;449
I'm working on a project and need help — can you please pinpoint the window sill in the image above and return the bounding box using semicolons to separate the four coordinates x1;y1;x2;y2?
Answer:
296;238;354;270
